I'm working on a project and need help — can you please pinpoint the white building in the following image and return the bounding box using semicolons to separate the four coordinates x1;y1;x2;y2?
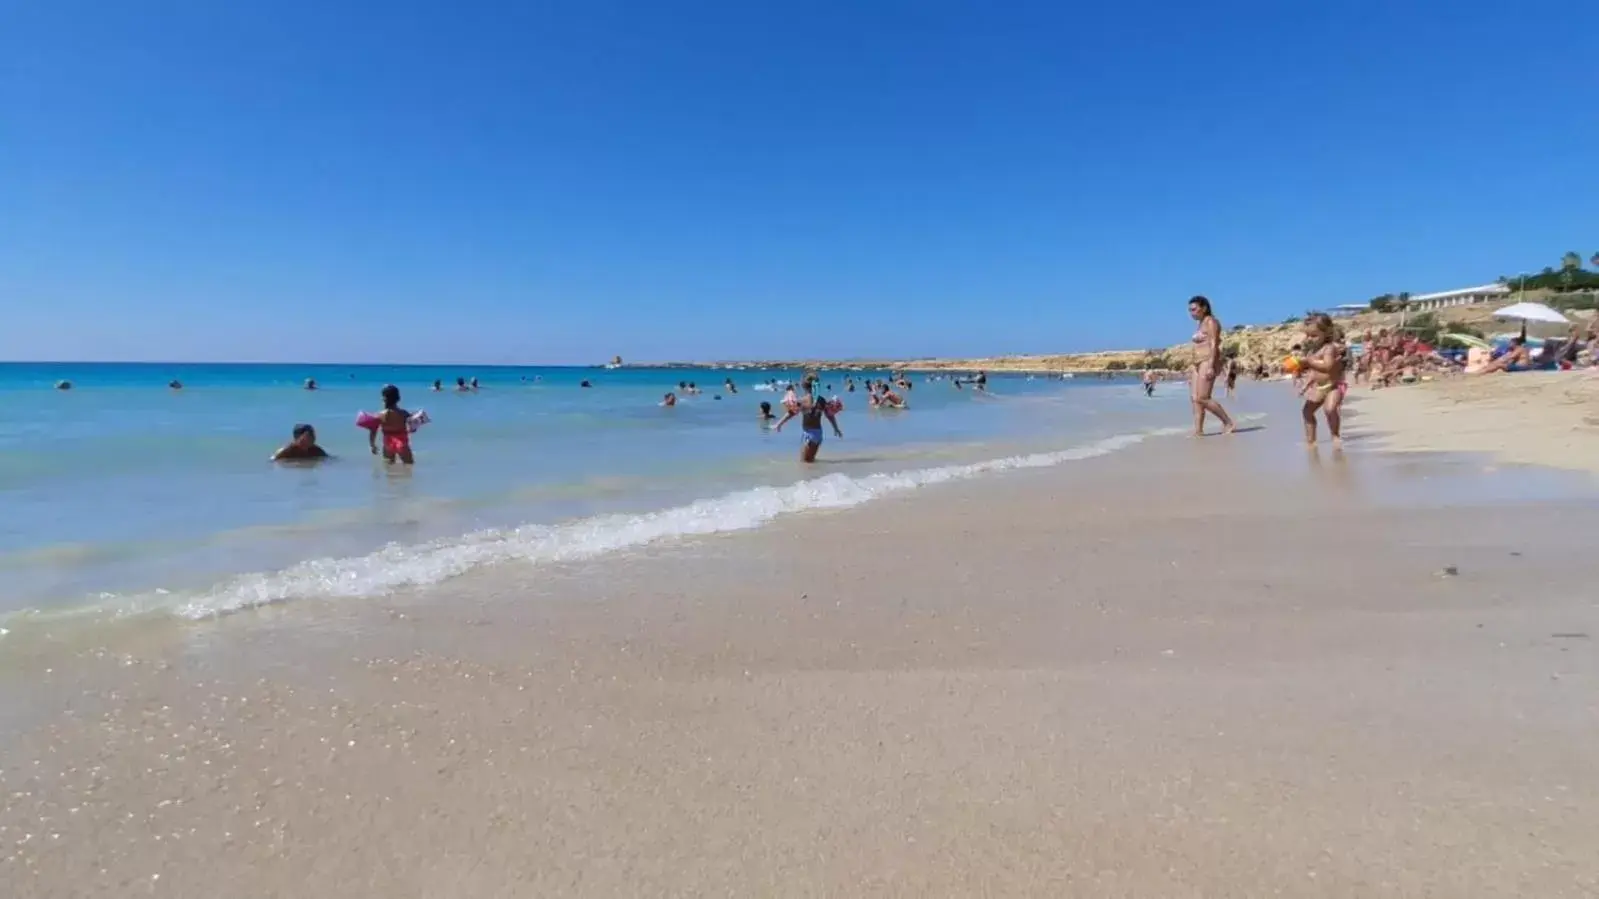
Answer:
1404;283;1510;312
1330;304;1369;318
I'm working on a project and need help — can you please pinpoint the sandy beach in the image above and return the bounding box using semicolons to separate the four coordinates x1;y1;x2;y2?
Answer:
4;386;1599;897
1354;372;1599;475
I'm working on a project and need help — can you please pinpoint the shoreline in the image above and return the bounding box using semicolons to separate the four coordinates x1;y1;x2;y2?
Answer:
5;385;1599;896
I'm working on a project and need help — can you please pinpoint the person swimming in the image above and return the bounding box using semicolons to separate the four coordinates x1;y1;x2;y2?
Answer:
168;379;183;391
758;400;776;425
455;377;470;392
303;378;317;391
369;385;415;464
579;379;592;388
272;423;329;462
662;392;677;407
774;383;842;463
432;379;443;392
724;378;738;394
469;377;480;390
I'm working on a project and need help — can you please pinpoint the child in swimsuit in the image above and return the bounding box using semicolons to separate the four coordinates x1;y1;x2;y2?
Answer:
1293;314;1347;447
370;384;415;464
773;383;842;463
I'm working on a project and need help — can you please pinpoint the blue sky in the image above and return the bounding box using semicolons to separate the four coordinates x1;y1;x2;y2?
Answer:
2;1;1594;364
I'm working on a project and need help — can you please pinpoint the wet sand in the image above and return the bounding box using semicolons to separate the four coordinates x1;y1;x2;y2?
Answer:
4;406;1599;897
1354;371;1599;475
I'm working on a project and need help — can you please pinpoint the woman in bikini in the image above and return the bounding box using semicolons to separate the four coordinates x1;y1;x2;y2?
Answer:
1293;313;1347;447
1186;295;1236;436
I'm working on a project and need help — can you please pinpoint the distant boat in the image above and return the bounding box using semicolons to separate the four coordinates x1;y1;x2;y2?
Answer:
1060;372;1076;379
603;355;623;370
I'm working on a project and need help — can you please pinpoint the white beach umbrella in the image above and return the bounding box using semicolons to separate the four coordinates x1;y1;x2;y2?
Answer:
1492;301;1569;340
1491;302;1568;325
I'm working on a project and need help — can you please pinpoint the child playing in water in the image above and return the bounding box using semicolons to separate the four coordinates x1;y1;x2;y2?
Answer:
272;424;329;462
774;383;843;463
758;401;776;424
1292;313;1347;447
370;384;415;464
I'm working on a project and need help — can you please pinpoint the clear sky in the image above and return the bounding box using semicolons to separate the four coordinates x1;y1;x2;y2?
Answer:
3;1;1595;364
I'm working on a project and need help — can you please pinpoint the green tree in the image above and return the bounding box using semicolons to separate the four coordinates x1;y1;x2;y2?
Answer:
1561;251;1582;271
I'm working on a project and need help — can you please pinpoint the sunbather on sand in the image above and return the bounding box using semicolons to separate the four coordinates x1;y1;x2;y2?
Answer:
1475;337;1531;375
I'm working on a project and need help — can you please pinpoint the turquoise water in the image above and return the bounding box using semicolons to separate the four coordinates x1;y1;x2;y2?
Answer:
0;362;1183;622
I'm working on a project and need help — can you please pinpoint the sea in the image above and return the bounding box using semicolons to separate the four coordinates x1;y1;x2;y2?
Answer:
0;362;1188;633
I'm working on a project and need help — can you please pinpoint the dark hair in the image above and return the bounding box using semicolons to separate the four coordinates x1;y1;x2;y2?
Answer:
292;423;315;439
1189;295;1213;316
759;401;771;412
381;384;401;409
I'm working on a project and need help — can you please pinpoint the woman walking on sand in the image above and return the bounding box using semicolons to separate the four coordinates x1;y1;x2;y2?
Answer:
1187;295;1235;436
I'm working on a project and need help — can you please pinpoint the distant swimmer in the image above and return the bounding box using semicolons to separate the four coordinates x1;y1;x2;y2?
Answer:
662;392;677;407
55;380;73;391
846;378;856;393
687;382;701;395
303;378;318;391
169;379;183;390
369;385;416;464
974;370;987;390
724;378;738;394
758;401;776;425
774;382;842;463
455;377;471;392
469;377;480;391
580;379;592;388
272;424;329;462
432;379;443;392
1142;370;1156;397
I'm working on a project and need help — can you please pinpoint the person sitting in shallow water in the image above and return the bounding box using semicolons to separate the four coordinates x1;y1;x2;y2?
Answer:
758;400;776;425
272;424;329;462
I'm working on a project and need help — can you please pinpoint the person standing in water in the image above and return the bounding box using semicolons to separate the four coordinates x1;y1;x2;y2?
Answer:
370;384;415;464
1141;369;1156;397
1186;295;1236;436
1293;313;1347;447
774;381;842;463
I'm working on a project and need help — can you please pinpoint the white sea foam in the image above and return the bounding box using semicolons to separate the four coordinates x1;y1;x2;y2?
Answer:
112;427;1180;620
